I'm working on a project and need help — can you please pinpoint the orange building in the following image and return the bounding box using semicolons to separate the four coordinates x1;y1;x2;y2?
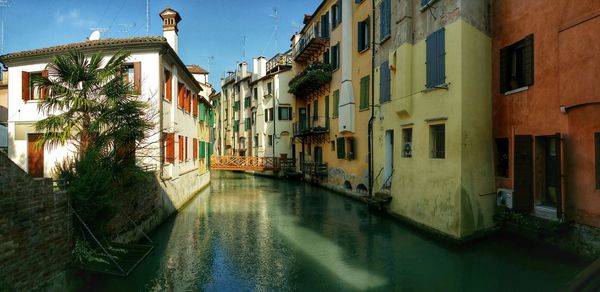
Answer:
493;0;600;228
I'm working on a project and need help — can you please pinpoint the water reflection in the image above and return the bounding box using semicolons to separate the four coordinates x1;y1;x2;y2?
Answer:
76;171;586;291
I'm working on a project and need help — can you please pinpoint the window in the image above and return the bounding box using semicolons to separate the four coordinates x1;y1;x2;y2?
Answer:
331;44;340;70
179;135;184;162
380;61;390;103
347;137;356;160
267;82;273;95
495;138;509;177
245;118;251;130
323;49;330;65
264;108;274;122
278;107;292;120
379;0;391;41
360;75;370;110
29;72;43;100
234;101;240;111
332;0;342;28
331;140;335;151
244;96;250;107
430;124;445;159
426;28;446;88
333;90;340;118
123;64;135;86
123;62;141;94
321;12;330;38
500;34;534;93
402;128;413;158
254;135;259;147
358;17;370;52
165;133;175;163
268;135;273;146
253;87;258;99
313;100;319;121
336;137;345;159
596;133;600;189
163;69;172;102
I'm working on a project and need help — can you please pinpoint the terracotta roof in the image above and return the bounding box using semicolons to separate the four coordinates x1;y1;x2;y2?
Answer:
0;36;167;60
186;64;209;74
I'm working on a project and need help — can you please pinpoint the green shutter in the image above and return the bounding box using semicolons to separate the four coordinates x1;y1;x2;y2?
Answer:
199;103;205;122
360;75;370;110
200;141;206;158
336;137;345;159
325;95;330;129
313;100;319;121
209;110;215;127
333;90;339;118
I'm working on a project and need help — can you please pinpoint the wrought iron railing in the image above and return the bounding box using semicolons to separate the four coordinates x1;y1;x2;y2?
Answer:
300;161;328;176
292;26;329;60
266;53;293;74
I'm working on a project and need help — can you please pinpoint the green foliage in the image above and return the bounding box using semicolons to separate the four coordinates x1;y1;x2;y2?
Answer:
288;63;332;97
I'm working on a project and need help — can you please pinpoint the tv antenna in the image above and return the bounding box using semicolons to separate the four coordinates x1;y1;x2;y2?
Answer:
146;0;150;35
269;7;279;52
242;35;246;59
0;0;11;54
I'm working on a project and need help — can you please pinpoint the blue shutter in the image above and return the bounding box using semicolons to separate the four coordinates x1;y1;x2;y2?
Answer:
358;21;364;52
379;2;385;41
379;0;391;40
426;28;445;88
380;61;390;103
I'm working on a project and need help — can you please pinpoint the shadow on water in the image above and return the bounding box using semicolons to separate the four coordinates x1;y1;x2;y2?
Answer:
72;171;588;292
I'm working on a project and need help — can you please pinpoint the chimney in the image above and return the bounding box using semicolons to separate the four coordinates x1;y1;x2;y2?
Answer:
160;8;182;53
239;62;248;77
258;56;267;77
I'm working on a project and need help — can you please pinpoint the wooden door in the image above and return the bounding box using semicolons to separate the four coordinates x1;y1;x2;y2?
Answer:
27;134;44;178
514;135;533;211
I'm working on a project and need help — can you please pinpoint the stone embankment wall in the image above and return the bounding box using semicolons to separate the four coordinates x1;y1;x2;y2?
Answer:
0;153;72;291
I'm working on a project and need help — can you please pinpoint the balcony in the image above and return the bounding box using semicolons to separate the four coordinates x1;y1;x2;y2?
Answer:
301;161;328;177
288;63;332;98
292;28;329;63
293;118;330;144
266;53;292;74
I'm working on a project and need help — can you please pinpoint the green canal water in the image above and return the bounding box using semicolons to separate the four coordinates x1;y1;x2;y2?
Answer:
75;171;586;291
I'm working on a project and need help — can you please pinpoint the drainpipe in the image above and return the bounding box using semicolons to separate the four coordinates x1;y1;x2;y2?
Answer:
273;79;277;159
368;0;376;196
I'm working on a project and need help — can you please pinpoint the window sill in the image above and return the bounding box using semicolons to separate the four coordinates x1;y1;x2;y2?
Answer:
380;35;391;44
359;107;370;112
358;47;370;54
503;86;528;96
164;98;172;103
422;83;449;93
332;67;340;73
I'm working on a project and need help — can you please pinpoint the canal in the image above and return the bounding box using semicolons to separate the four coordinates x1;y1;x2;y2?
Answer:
76;171;586;291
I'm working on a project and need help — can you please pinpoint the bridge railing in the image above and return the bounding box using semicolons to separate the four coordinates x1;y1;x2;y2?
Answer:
210;156;280;171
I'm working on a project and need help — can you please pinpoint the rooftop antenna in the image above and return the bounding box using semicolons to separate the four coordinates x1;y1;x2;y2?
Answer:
269;7;279;52
242;35;246;59
0;0;11;54
146;0;150;35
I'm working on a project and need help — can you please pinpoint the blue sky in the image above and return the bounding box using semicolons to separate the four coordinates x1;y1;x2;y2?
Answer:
1;0;321;91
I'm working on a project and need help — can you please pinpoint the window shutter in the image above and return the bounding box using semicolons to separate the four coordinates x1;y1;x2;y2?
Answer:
200;141;206;158
22;71;30;101
333;90;339;118
499;47;509;93
166;72;172;102
324;49;330;65
278;107;283;120
426;28;445;88
336;137;345;159
325;95;330;128
179;135;184;162
209;110;215;127
321;14;328;38
193;138;198;159
166;133;175;163
40;70;49;99
337;0;342;25
193;94;198;117
380;61;390;102
596;133;600;190
314;100;319;121
522;34;534;87
133;62;141;94
185;137;188;160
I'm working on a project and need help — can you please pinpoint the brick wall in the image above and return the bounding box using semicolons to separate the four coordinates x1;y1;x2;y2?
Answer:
0;153;72;290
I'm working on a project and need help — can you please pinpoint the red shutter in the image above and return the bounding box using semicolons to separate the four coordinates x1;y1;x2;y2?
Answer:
179;135;184;162
133;62;141;94
186;90;191;113
193;94;198;117
165;133;175;163
22;71;30;101
178;83;185;108
40;70;49;99
193;138;198;159
165;71;172;102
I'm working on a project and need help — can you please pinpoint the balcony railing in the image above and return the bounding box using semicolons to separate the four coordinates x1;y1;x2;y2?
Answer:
301;161;328;177
266;53;292;74
292;27;329;63
288;63;332;98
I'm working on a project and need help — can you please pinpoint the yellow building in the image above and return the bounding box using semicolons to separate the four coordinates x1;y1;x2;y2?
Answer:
188;65;215;175
372;0;495;239
291;0;373;194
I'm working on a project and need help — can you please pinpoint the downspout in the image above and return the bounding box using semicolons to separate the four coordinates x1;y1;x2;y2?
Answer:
368;0;376;196
273;79;277;159
159;55;165;179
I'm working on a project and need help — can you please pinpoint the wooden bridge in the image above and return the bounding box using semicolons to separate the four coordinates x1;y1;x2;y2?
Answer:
210;156;281;171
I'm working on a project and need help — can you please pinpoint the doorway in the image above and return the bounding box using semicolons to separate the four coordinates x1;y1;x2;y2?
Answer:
299;108;307;132
384;130;394;188
535;134;562;216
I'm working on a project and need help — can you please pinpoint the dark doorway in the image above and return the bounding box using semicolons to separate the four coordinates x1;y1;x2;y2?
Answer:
514;135;533;211
535;134;562;216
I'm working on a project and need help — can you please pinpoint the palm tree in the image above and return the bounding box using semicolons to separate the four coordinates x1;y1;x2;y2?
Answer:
33;49;153;163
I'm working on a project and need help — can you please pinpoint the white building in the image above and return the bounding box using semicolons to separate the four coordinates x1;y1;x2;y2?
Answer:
250;53;295;159
2;7;209;209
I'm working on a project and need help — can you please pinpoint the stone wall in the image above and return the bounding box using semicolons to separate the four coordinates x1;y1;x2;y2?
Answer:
0;153;72;291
